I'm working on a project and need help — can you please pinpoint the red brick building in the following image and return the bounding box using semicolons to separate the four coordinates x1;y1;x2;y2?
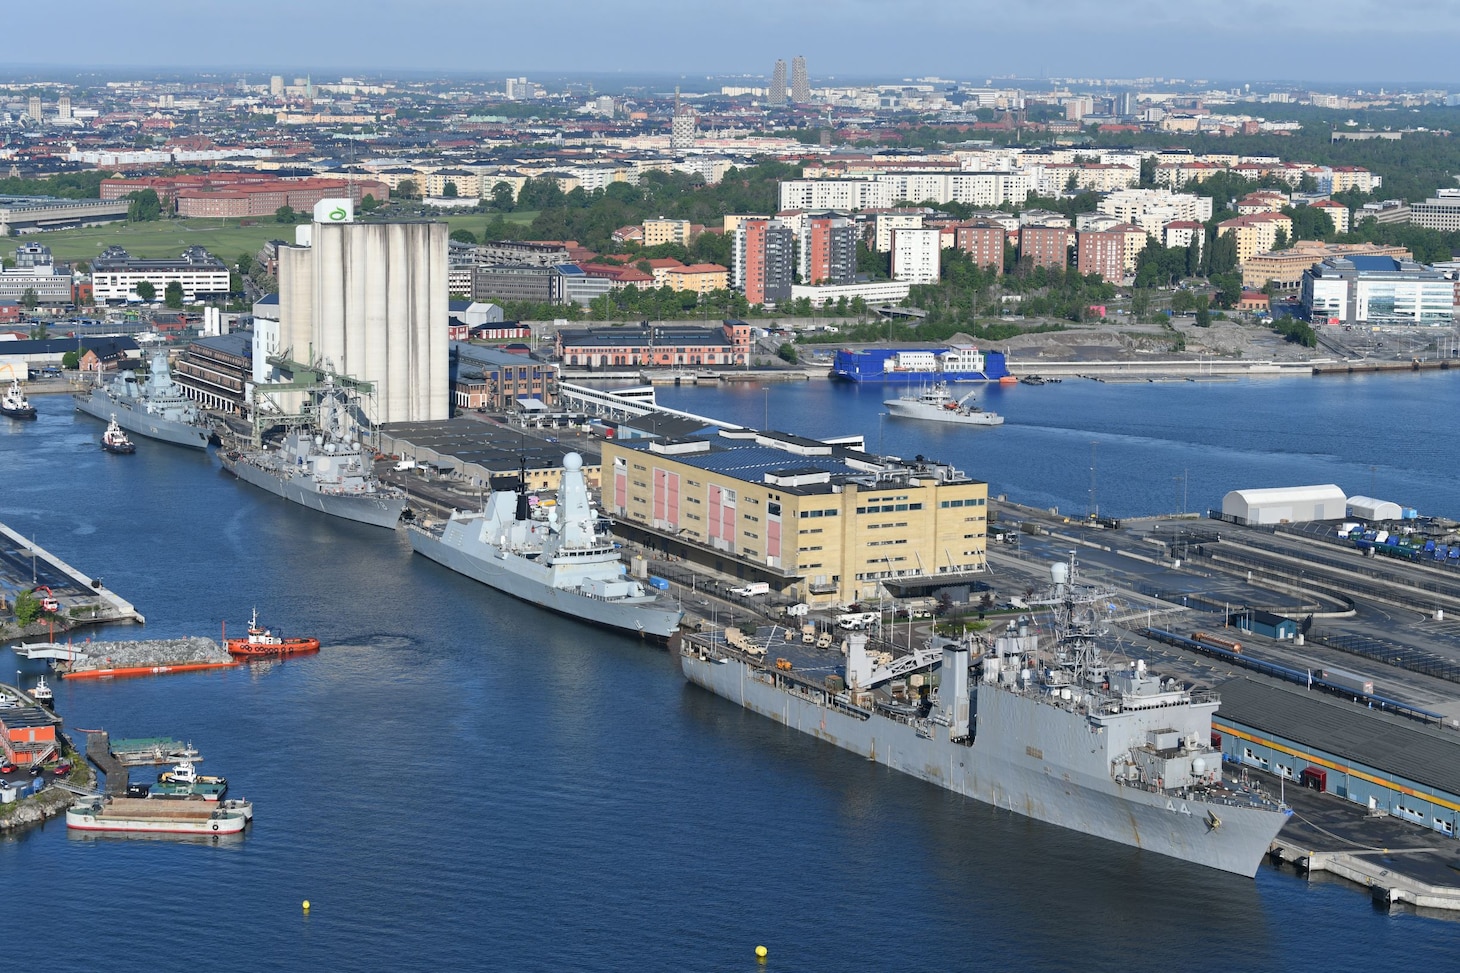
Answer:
1076;229;1129;284
102;173;388;217
954;221;1005;275
1018;226;1070;271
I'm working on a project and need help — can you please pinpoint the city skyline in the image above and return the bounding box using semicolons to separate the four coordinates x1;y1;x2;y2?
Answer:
6;2;1460;84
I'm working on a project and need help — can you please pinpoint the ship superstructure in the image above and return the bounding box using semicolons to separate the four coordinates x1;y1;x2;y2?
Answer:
408;452;683;640
220;371;406;529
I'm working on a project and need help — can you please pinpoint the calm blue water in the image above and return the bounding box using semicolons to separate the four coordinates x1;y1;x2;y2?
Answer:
659;372;1460;520
2;383;1455;973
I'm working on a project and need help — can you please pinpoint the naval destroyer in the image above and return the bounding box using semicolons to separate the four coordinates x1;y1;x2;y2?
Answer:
682;557;1290;876
220;375;407;529
408;452;683;641
75;350;211;449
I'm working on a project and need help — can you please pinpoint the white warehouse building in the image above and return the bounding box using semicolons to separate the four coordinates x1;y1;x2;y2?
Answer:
1221;484;1348;525
1346;495;1403;521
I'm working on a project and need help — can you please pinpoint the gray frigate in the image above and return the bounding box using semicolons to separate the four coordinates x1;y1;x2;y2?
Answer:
408;452;683;641
75;350;210;449
682;556;1291;876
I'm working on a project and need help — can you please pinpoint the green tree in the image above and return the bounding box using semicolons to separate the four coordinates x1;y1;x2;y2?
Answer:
13;590;41;627
275;205;296;224
396;179;420;201
1206;232;1238;275
164;281;184;309
450;229;478;244
490;182;515;211
1273;227;1290;251
1194;297;1212;328
1139;156;1157;188
126;188;162;222
1170;289;1194;315
237;252;254;276
62;350;79;370
777;342;799;364
20;287;38;309
136;280;156;302
1211;272;1243;309
443;181;459;198
360;194;379;212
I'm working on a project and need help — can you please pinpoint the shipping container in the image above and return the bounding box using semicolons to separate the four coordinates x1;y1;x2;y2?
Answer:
648;576;670;591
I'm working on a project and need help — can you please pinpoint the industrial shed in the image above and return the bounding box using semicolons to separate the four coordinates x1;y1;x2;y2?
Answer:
1213;678;1460;839
1346;495;1403;521
1220;484;1347;525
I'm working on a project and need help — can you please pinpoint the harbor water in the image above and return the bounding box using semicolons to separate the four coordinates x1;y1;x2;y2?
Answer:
2;381;1456;972
658;371;1460;520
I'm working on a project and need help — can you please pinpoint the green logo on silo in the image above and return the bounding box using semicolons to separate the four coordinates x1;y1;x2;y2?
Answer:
328;207;348;221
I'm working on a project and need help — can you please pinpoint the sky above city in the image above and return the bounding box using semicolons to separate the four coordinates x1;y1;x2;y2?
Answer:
9;2;1460;85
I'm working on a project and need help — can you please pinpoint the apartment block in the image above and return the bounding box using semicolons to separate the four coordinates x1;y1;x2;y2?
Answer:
891;228;942;285
1018;226;1070;271
732;219;794;305
1218;213;1295;266
954;221;1005;274
798;215;858;285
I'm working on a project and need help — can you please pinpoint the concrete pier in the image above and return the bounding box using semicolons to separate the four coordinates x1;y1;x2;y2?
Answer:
0;520;144;625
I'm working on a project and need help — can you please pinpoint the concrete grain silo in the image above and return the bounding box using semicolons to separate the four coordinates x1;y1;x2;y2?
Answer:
276;212;449;426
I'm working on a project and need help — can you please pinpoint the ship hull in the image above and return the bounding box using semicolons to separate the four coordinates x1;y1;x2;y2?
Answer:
831;348;1011;383
76;391;210;450
682;651;1289;877
66;808;247;835
221;454;407;529
883;401;1004;425
409;528;683;641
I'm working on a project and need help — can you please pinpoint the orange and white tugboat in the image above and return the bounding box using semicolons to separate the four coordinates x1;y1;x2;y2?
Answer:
224;608;321;659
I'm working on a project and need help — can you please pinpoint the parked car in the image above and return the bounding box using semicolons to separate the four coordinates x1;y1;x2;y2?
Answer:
0;762;17;775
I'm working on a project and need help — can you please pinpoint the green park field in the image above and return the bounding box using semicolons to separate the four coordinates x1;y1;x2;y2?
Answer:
28;211;539;267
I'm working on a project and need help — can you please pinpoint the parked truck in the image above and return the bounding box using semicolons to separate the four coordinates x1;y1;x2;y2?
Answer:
1321;667;1375;696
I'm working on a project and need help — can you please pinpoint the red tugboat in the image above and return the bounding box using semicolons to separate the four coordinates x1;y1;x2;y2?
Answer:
225;609;321;658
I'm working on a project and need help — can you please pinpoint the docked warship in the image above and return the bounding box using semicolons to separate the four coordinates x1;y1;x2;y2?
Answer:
682;556;1291;876
220;375;407;529
76;350;211;449
408;452;683;641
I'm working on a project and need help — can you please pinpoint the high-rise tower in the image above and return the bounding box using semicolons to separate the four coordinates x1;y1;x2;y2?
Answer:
670;86;697;151
790;56;810;104
769;60;787;106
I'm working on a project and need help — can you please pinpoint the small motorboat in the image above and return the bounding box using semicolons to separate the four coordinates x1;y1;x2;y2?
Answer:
31;675;54;707
225;608;321;658
101;414;136;454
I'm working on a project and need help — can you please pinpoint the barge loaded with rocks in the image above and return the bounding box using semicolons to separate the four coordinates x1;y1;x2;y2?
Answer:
14;637;240;680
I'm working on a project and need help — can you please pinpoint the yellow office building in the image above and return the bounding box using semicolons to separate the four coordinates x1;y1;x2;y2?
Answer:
602;429;989;605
